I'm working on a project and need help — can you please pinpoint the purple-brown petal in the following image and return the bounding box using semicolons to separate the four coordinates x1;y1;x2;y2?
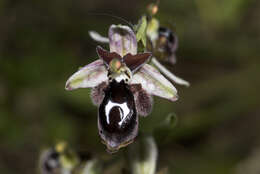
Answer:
96;46;122;66
123;52;152;73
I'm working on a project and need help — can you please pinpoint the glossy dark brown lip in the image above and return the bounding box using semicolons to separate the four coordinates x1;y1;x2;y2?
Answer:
98;80;139;152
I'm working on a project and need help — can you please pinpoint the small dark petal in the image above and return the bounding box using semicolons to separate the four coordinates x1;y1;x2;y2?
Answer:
123;52;152;73
91;82;107;106
96;46;122;66
135;89;153;117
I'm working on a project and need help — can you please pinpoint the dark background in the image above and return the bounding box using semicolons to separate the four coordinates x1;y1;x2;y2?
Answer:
0;0;260;173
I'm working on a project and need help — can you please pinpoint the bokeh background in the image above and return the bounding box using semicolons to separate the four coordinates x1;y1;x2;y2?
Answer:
0;0;260;173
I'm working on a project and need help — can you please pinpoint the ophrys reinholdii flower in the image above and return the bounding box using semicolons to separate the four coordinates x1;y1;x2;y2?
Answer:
66;25;178;153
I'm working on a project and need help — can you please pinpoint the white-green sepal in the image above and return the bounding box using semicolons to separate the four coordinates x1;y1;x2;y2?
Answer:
131;64;178;101
65;60;108;90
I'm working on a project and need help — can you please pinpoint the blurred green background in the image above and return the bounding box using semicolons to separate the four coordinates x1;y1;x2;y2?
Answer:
0;0;260;173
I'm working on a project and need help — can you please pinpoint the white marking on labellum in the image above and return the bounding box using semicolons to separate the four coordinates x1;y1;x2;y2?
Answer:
105;101;130;126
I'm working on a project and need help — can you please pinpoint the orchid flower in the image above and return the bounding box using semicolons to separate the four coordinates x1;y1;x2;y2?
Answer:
66;24;177;153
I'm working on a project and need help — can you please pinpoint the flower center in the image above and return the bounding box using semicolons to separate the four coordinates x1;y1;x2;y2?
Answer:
108;58;132;83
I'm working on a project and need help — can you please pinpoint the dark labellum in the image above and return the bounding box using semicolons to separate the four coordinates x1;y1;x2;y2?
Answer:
98;80;138;152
